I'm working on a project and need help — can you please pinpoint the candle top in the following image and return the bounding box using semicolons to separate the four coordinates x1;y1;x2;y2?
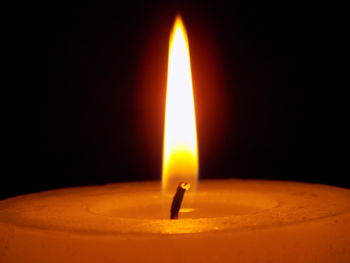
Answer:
1;179;350;235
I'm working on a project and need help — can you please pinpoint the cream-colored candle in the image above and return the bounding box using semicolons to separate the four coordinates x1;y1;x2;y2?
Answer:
1;180;350;263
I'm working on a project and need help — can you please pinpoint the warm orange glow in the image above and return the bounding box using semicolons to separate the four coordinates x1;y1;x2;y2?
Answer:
162;15;198;194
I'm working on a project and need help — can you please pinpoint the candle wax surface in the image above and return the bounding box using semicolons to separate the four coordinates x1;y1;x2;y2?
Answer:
1;179;350;263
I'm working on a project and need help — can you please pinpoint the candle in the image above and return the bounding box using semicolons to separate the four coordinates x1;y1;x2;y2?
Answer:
1;15;350;263
1;180;350;262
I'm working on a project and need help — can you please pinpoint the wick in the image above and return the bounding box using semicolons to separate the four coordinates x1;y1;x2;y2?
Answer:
170;182;191;219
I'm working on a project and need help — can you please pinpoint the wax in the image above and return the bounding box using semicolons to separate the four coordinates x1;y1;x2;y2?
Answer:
1;179;350;262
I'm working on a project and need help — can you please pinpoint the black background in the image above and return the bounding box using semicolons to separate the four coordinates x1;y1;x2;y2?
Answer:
3;1;345;199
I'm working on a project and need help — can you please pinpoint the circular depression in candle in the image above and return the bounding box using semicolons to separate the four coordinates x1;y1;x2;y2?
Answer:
90;191;278;219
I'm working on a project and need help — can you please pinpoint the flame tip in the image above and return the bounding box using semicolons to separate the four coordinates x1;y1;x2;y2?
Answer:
175;13;183;20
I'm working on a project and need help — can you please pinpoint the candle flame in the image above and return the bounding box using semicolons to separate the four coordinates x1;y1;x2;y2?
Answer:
162;15;198;194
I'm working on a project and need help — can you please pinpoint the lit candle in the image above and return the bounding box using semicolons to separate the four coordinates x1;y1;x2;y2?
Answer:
1;180;350;262
1;15;350;263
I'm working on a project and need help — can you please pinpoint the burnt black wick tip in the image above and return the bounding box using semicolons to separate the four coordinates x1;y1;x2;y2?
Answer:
170;182;190;219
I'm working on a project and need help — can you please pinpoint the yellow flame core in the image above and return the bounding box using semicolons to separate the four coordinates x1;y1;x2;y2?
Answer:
162;16;198;194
